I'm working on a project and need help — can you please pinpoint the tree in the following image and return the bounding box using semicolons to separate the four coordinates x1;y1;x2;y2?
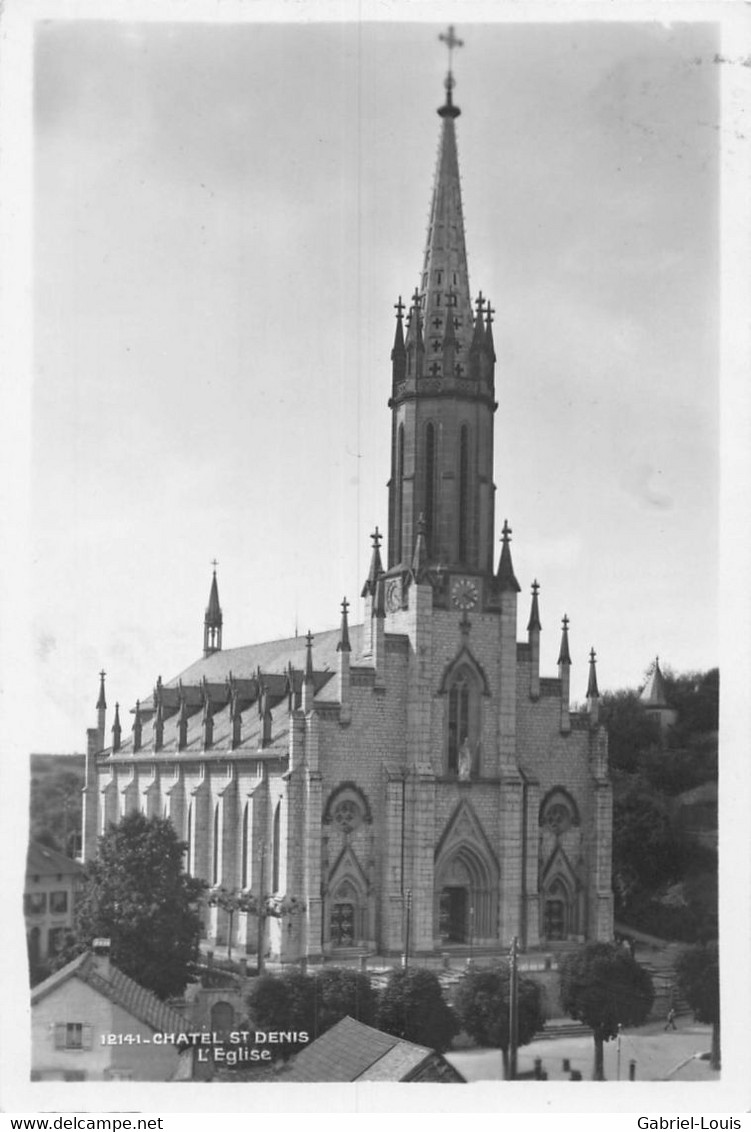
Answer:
675;941;720;1069
559;942;655;1080
247;970;316;1056
376;967;458;1053
311;967;377;1035
599;691;661;774
247;966;377;1055
612;783;685;910
454;965;545;1077
64;812;206;1000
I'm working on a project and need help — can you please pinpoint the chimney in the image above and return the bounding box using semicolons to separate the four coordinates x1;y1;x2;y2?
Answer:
91;937;112;979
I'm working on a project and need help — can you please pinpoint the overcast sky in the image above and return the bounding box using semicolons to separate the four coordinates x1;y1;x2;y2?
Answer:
28;12;724;751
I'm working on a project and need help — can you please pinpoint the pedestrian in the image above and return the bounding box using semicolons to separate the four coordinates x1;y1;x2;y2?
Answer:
664;1007;677;1032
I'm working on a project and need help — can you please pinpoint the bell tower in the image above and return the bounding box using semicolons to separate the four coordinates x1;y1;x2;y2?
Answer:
387;27;497;578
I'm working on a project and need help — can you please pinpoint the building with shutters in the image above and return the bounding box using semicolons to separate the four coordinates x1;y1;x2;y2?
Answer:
81;28;613;965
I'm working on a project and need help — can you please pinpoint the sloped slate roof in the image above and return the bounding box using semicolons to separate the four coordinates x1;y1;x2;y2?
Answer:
283;1015;446;1083
31;952;187;1037
26;842;85;878
170;624;366;688
640;659;670;707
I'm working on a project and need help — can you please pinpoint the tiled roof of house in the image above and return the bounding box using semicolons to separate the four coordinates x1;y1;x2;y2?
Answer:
31;952;187;1038
26;842;85;878
282;1015;457;1083
640;658;670;707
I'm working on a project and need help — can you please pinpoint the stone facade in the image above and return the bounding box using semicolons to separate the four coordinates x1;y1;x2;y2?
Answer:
82;47;613;964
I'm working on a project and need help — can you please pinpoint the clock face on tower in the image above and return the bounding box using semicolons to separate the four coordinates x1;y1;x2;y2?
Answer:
451;576;479;610
385;577;402;613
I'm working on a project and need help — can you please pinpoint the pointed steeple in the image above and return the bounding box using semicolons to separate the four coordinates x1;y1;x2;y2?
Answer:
111;702;121;753
177;682;188;750
587;648;600;699
496;520;521;593
527;580;541;702
132;699;142;753
302;630;315;712
587;647;600;726
557;614;572;666
484;302;497;364
558;616;571;735
527;579;542;632
391;296;406;385
640;656;669;707
404;288;425;377
469;292;486;378
203;561;223;656
96;670;107;711
361;528;384;597
337;597;351;653
421;34;473;374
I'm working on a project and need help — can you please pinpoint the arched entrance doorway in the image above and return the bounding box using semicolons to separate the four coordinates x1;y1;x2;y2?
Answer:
434;840;498;946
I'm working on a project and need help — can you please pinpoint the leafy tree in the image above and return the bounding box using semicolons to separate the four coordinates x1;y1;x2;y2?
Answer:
376;967;458;1053
675;941;720;1069
454;965;545;1077
247;966;376;1056
60;812;206;999
612;784;685;909
248;970;315;1056
311;967;377;1035
599;691;661;774
559;942;655;1080
663;669;719;741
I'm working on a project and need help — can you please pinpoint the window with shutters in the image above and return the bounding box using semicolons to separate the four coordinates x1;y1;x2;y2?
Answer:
54;1023;93;1051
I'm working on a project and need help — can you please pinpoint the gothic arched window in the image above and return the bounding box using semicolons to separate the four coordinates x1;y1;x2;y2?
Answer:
447;664;481;777
396;424;405;563
271;800;281;893
425;422;436;552
458;424;470;563
241;803;250;889
186;803;193;875
212;803;220;885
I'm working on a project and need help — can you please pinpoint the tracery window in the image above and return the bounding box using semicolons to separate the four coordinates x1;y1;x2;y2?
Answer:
539;789;579;836
331;797;362;836
447;664;480;777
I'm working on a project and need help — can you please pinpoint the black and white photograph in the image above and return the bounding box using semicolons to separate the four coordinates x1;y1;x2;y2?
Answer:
2;0;749;1119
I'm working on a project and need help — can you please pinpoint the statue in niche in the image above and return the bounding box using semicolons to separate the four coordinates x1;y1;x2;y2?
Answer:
458;737;472;781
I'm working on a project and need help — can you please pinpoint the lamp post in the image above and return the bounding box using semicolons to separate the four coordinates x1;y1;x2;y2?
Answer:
508;935;519;1080
402;889;412;969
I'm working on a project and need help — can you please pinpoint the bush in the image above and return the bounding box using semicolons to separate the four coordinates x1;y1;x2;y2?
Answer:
376;967;458;1053
247;971;315;1056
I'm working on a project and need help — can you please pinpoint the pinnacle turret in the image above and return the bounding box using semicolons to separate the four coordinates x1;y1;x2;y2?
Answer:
203;562;223;656
527;579;542;632
361;528;384;598
496;520;521;593
337;597;352;654
557;615;571;667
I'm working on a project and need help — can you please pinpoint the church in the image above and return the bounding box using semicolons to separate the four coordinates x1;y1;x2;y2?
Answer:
81;30;614;964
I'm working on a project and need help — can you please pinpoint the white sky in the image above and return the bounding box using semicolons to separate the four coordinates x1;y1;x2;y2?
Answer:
26;13;723;750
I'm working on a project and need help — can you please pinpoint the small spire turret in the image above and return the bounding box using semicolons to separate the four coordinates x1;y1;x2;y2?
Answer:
132;700;142;753
557;614;572;667
527;580;541;702
411;514;430;583
558;616;571;735
496;520;521;593
587;647;600;726
337;597;351;653
391;296;406;384
203;561;223;656
361;527;384;597
111;702;121;753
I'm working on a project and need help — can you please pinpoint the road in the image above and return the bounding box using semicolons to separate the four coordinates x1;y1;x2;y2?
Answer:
446;1019;718;1083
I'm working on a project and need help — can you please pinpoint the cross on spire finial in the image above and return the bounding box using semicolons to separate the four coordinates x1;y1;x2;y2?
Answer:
532;579;539;597
211;558;218;571
411;287;421;310
439;24;464;71
371;526;382;550
562;614;569;631
502;519;512;543
486;303;495;326
475;291;485;316
394;296;405;320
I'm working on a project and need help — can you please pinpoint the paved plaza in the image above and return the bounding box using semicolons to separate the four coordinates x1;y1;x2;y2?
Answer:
447;1019;718;1083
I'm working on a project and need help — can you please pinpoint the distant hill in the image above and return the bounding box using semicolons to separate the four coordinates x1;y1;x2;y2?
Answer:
29;753;85;857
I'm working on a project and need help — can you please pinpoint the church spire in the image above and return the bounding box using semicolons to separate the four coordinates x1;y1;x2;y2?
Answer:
496;520;521;593
203;561;223;656
387;28;497;576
